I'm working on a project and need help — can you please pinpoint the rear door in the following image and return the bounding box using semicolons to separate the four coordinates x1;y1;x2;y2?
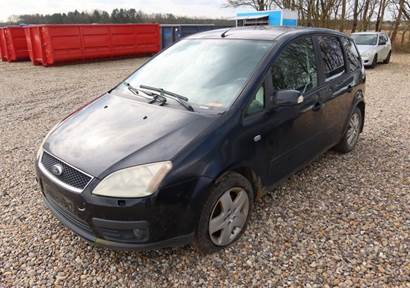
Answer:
315;35;353;144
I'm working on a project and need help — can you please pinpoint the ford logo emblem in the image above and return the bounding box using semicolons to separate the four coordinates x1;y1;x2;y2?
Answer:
51;164;63;176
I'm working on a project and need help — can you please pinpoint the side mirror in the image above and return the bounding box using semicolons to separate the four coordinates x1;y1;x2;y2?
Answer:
378;40;386;46
273;90;304;106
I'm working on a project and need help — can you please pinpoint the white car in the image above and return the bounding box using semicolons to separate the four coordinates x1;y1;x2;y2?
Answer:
351;32;392;68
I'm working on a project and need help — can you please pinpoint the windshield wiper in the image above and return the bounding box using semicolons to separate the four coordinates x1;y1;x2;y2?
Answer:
124;82;158;103
140;84;194;112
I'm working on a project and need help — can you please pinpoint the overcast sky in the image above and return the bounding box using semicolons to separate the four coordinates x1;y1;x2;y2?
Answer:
0;0;244;22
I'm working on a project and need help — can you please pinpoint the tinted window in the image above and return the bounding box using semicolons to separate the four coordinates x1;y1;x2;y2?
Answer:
246;86;265;116
318;36;345;79
126;39;273;111
271;37;318;93
341;37;361;71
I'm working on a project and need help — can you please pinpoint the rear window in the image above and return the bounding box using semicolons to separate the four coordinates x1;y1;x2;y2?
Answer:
318;36;345;79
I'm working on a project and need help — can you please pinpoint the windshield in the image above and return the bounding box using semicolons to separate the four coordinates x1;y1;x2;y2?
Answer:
125;39;273;111
352;34;378;46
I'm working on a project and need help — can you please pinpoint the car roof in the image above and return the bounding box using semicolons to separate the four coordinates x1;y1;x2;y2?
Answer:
187;26;347;42
352;31;384;35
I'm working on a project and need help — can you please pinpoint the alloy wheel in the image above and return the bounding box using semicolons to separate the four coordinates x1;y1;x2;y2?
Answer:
346;112;361;146
208;187;249;246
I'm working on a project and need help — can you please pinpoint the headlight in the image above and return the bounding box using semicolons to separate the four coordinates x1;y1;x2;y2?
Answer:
362;50;371;58
92;161;172;198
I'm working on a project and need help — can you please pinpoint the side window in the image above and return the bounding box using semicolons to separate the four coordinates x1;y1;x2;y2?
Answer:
341;37;361;72
271;37;318;93
383;34;390;42
318;36;345;79
245;85;265;116
379;35;387;45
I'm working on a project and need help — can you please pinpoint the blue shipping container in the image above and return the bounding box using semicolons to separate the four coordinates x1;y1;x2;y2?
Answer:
160;24;230;49
236;9;298;27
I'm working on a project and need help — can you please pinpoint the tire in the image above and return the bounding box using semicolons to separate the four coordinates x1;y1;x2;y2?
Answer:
370;54;378;68
194;172;254;254
334;107;363;153
383;51;391;64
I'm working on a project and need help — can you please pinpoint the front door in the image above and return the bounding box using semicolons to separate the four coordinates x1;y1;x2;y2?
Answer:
377;34;390;60
241;36;329;186
268;37;329;183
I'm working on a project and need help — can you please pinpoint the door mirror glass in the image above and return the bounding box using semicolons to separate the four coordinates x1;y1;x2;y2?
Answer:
273;90;303;106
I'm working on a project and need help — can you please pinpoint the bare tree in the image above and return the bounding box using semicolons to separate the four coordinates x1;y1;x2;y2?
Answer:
352;0;360;32
339;0;347;31
391;0;405;42
360;0;371;30
224;0;275;10
223;0;404;40
375;0;390;31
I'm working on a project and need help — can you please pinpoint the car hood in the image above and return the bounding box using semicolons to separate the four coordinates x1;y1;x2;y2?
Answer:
357;45;375;55
44;93;216;177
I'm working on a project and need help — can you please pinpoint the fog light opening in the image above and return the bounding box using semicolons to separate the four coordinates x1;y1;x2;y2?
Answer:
133;228;148;241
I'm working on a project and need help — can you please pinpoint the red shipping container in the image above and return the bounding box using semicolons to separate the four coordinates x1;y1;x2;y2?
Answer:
24;24;160;66
0;27;8;61
1;26;29;62
24;25;44;65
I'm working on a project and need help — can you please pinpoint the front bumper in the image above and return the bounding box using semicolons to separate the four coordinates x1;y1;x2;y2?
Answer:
43;194;193;249
36;159;212;250
361;55;373;66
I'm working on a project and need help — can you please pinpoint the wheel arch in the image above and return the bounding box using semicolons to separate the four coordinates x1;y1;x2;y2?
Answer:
214;166;265;201
356;100;365;132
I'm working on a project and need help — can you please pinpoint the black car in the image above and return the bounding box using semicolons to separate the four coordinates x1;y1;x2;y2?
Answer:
35;26;365;253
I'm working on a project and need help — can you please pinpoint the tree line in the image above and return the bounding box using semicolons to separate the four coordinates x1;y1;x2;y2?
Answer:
3;9;234;26
226;0;410;49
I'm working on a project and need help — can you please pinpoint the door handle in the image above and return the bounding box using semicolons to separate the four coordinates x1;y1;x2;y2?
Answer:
253;135;262;142
312;102;323;112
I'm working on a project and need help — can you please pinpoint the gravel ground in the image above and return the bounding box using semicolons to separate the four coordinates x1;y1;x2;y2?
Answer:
0;55;409;287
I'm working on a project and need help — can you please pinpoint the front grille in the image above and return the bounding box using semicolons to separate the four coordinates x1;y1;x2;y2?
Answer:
46;192;93;234
41;151;92;190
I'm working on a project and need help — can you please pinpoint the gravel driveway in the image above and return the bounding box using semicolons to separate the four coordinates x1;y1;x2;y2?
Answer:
0;55;409;287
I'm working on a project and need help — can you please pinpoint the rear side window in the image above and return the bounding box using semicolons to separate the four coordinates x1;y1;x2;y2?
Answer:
318;36;345;79
271;37;318;93
341;37;361;72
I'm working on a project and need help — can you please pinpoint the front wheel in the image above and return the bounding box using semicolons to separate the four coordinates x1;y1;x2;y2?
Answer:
370;54;378;68
383;51;391;64
194;172;254;254
334;107;363;153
